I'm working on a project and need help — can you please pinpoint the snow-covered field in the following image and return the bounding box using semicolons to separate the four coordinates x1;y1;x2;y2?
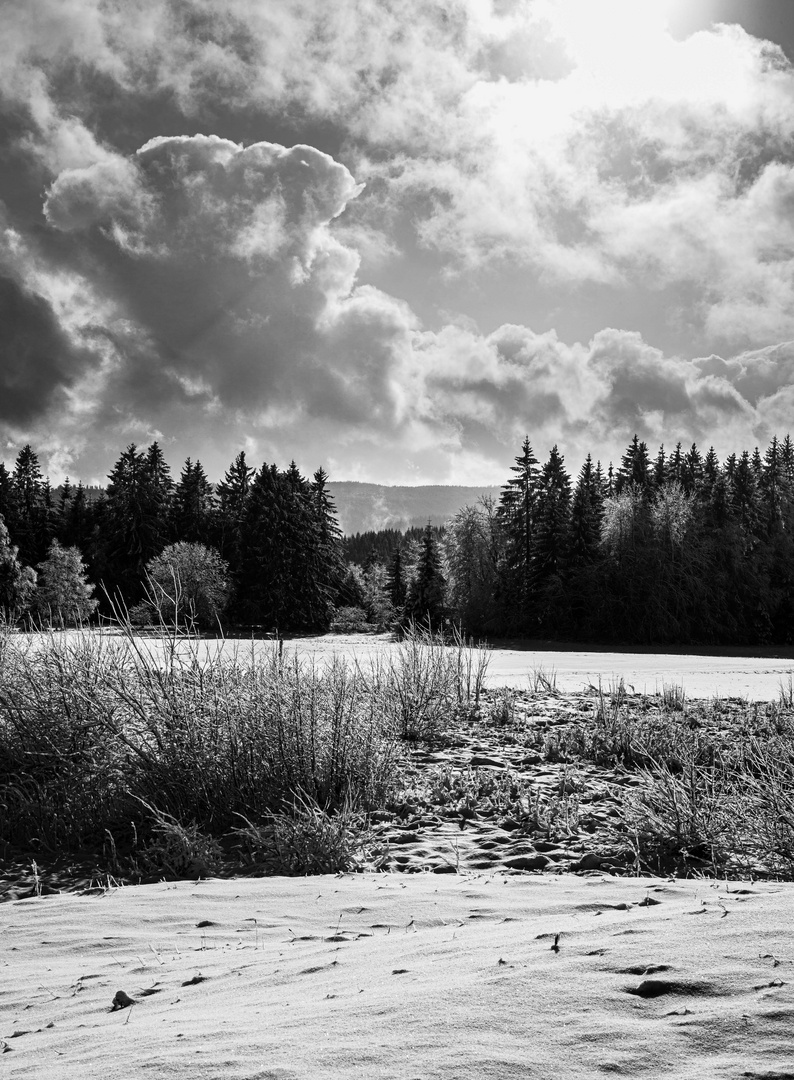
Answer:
272;633;794;701
57;629;794;701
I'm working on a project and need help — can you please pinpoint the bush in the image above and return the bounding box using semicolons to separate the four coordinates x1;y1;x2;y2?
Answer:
32;540;98;627
329;606;371;633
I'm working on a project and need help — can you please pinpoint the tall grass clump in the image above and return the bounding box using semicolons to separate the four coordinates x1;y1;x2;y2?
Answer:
0;616;401;876
367;622;490;741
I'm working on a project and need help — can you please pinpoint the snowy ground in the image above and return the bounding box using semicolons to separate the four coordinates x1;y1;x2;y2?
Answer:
4;873;793;1078
28;629;794;701
276;633;794;701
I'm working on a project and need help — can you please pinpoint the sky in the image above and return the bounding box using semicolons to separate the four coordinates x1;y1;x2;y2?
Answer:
4;0;794;486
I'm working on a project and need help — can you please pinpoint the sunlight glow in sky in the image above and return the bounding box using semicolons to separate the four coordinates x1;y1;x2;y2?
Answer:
2;0;794;485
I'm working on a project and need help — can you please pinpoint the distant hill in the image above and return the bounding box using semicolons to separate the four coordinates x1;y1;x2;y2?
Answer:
328;482;501;536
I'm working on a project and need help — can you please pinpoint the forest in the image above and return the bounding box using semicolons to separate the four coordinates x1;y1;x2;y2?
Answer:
0;433;793;646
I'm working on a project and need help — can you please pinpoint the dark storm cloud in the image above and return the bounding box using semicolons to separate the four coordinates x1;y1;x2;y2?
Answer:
0;274;86;423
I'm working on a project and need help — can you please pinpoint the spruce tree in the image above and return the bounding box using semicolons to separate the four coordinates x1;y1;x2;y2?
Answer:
237;462;334;631
665;442;684;487
569;454;603;566
760;435;790;530
311;467;345;608
701;447;720;495
403;523;446;629
143;442;173;551
497;436;538;618
616;435;651;494
172;458;214;542
102;444;168;603
532;445;572;633
12;444;45;565
214;450;254;581
681;443;703;494
652;445;666;489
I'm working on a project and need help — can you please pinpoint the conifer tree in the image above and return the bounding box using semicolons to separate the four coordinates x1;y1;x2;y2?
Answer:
781;435;794;486
616;435;651;493
403;523;447;629
311;467;345;605
11;444;45;564
681;443;703;494
533;446;572;580
732;451;761;536
702;447;720;492
172;458;214;542
652;445;666;489
62;482;91;551
143;442;173;551
0;463;15;527
497;436;538;618
760;435;790;530
532;445;572;632
569;454;603;566
214;450;254;578
102;444;170;602
665;442;684;487
237;462;335;631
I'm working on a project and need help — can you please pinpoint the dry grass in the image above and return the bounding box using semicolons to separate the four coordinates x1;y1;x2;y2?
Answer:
0;618;407;877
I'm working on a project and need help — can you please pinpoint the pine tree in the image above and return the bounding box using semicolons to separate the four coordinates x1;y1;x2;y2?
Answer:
702;447;720;491
311;467;345;608
732;451;761;536
760;435;790;530
214;450;254;579
172;458;214;542
102;444;167;602
62;482;91;550
58;478;73;529
403;523;446;629
11;444;45;564
665;442;684;487
569;454;603;566
533;446;572;581
497;436;538;617
681;443;703;494
532;446;572;632
143;442;173;551
237;462;333;631
0;463;15;529
652;445;666;489
616;435;651;494
781;435;794;486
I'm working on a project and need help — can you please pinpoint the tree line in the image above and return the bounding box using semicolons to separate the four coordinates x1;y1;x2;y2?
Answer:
1;434;792;645
438;434;794;645
0;445;345;630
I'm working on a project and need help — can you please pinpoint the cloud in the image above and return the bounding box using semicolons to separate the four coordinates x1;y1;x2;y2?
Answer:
4;3;794;484
39;134;431;469
0;273;83;423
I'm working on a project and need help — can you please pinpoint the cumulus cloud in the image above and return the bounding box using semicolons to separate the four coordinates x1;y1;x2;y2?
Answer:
4;2;794;483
